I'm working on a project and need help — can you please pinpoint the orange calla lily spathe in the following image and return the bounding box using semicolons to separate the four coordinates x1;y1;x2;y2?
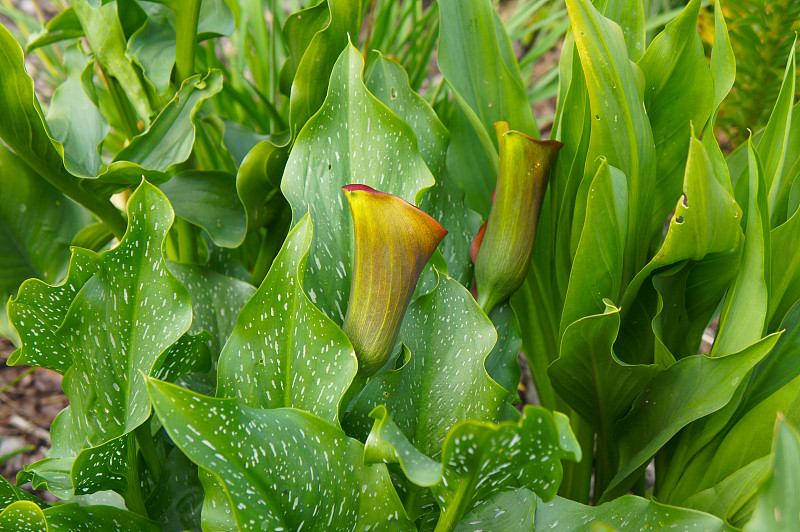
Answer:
341;184;447;376
473;122;563;315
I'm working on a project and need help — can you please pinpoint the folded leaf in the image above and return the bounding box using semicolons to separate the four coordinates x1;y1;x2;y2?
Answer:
147;378;415;531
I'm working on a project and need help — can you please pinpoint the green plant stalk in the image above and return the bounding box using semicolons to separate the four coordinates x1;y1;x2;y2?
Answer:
433;480;473;532
174;0;202;84
100;66;141;139
123;434;149;518
558;412;594;504
0;367;35;395
135;423;162;482
175;216;199;263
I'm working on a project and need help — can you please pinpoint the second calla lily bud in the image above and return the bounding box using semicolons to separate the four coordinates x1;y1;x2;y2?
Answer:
342;185;447;376
473;122;562;315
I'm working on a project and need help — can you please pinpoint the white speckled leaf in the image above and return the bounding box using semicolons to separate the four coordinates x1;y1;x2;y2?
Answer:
0;477;45;510
52;181;193;445
168;262;256;355
344;273;508;457
364;404;579;527
535;495;736;531
0;500;160;532
147;378;415;531
7;248;100;373
453;489;535;532
364;52;482;287
216;214;358;425
281;44;435;323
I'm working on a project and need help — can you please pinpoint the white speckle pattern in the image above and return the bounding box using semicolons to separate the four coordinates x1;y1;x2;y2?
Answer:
281;44;435;324
148;380;415;531
217;215;358;425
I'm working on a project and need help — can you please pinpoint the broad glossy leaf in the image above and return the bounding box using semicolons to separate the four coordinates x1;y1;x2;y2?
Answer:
145;447;204;531
709;0;736;113
25;8;84;53
0;24;124;237
168;263;255;355
344;274;507;456
484;303;522;404
684;457;771;523
0;147;91;343
147;378;415;531
114;71;222;172
617;134;743;363
602;333;780;501
285;0;362;134
438;0;537;138
278;0;330;96
566;0;657;281
365;405;579;528
159;170;246;248
217;214;357;425
45;45;108;177
559;160;627;333
0;499;160;531
550;301;659;444
0;477;45;510
535;495;735;531
453;489;534;532
235;131;290;231
364;52;481;287
71;0;152;125
759;41;796;224
743;418;800;531
638;0;714;233
281;44;435;323
768;192;800;331
713;140;769;356
602;0;644;61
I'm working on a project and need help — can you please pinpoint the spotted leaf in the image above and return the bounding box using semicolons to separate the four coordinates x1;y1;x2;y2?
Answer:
0;500;160;532
147;378;415;531
216;214;358;425
281;43;435;324
364;404;579;527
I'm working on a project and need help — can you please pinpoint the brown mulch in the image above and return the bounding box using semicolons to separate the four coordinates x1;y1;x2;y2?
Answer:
1;337;67;499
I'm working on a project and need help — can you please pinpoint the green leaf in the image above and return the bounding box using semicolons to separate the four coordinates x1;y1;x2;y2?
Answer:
602;0;645;62
44;45;108;177
159;170;246;248
114;71;222;172
0;499;161;532
281;44;435;323
743;418;800;531
617;133;743;363
566;0;657;284
535;495;735;531
284;0;363;134
364;404;579;528
147;378;415;531
709;0;736;113
168;263;255;355
235;131;290;231
145;447;204;531
344;274;507;456
484;303;523;404
453;489;535;532
550;300;659;446
0;477;46;510
363;52;481;287
0;147;91;343
71;0;152;125
683;457;771;523
438;0;538;138
25;8;84;53
603;333;780;501
713;139;769;357
638;0;714;233
217;214;358;425
0;24;126;237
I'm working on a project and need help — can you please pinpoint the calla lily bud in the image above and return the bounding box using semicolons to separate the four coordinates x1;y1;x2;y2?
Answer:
342;185;447;376
473;122;562;315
